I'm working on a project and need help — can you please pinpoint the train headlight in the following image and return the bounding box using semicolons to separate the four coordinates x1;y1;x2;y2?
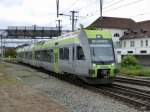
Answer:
93;64;96;67
111;63;115;66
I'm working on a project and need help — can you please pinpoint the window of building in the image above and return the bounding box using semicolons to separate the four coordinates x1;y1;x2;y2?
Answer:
130;41;134;47
146;40;148;46
114;33;120;37
76;46;85;60
116;42;121;48
140;50;147;54
123;41;126;47
117;51;121;54
127;51;133;54
141;40;143;47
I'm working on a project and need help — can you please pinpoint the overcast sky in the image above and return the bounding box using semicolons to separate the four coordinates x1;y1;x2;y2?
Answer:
0;0;150;30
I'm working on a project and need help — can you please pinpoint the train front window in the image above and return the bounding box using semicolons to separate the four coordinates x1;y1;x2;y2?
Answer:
90;44;114;63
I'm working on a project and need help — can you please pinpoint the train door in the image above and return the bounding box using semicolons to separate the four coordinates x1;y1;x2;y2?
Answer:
73;46;88;76
54;48;59;73
68;46;74;73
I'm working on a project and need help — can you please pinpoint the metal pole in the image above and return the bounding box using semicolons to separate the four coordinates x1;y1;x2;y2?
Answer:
71;11;78;32
0;35;2;61
3;36;5;59
100;0;103;17
0;35;3;61
56;0;59;18
72;11;75;32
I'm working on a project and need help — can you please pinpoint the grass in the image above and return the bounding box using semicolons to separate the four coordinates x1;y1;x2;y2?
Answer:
0;75;21;86
119;66;150;77
0;63;21;86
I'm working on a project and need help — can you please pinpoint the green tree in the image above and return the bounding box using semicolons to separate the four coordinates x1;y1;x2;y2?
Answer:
5;49;16;58
79;24;84;29
121;55;139;68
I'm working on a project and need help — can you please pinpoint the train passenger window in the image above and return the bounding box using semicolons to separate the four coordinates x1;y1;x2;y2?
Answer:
27;52;32;59
59;48;64;59
59;48;69;60
73;47;75;60
41;50;46;61
35;51;41;60
76;46;85;60
64;48;69;60
49;49;54;63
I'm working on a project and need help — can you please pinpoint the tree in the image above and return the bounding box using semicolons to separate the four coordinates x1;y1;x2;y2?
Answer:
121;55;139;68
5;48;16;58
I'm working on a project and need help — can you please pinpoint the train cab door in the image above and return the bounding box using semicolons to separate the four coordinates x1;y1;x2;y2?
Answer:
73;46;87;75
54;48;59;73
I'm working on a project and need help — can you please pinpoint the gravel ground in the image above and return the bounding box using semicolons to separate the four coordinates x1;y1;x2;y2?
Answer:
0;63;68;112
2;62;139;112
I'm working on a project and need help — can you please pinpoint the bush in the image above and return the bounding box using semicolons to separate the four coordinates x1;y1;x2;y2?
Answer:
121;55;139;68
119;67;150;77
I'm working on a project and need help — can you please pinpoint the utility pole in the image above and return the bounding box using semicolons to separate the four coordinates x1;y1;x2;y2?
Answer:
56;0;61;35
0;35;3;62
100;0;103;17
56;19;62;35
59;11;78;32
99;0;103;30
70;11;78;32
56;0;59;18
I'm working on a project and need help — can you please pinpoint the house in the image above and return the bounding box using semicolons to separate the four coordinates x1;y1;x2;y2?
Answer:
88;16;137;63
120;20;150;66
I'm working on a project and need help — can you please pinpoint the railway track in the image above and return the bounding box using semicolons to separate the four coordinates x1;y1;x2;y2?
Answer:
6;61;150;111
84;84;150;111
115;76;150;87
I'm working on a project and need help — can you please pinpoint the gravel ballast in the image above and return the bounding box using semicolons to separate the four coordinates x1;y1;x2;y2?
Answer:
2;62;139;112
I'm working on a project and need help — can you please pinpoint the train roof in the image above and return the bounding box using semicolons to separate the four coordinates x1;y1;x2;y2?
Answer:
17;29;112;52
84;30;112;39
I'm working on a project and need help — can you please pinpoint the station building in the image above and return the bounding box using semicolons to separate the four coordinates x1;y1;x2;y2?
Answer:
121;20;150;66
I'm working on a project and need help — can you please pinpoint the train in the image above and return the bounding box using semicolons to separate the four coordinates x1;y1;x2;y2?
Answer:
16;29;117;84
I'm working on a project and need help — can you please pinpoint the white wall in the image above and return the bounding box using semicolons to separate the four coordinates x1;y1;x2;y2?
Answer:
121;38;150;55
104;28;126;43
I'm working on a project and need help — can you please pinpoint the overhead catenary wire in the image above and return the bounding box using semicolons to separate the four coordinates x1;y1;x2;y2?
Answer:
104;0;145;12
60;0;80;14
79;0;145;21
49;0;146;31
103;0;124;9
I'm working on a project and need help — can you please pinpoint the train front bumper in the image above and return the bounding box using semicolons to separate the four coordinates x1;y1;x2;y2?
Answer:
91;63;117;78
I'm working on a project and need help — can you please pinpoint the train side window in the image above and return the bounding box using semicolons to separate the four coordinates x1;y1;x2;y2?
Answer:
49;49;54;63
41;50;46;61
76;46;85;60
35;51;40;60
59;48;64;59
73;47;75;60
59;48;69;60
64;48;69;60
